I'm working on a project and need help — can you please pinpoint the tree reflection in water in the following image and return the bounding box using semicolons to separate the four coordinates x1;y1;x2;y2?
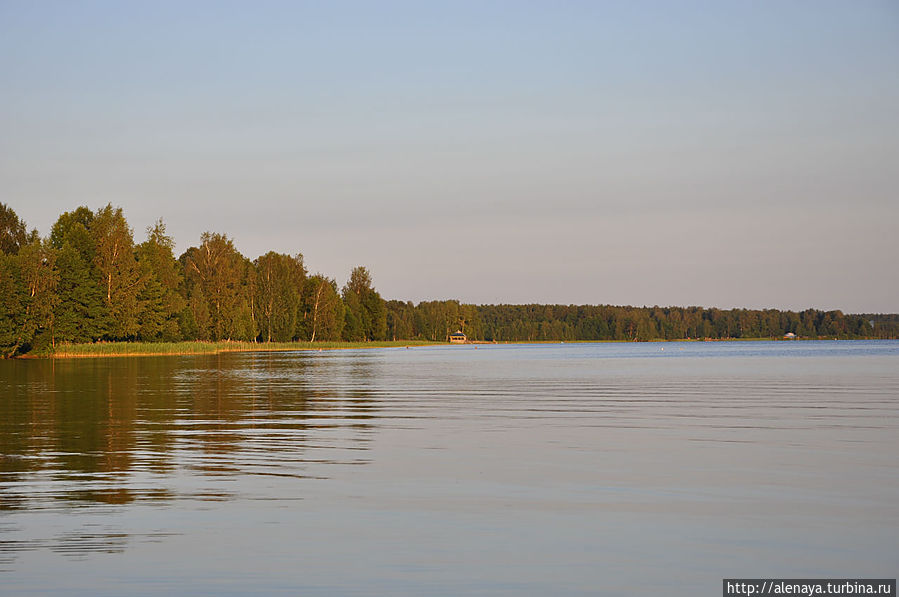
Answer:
0;350;380;557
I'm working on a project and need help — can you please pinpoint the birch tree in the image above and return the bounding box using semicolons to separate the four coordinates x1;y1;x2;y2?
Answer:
92;205;144;338
302;275;344;342
254;252;305;342
181;232;248;341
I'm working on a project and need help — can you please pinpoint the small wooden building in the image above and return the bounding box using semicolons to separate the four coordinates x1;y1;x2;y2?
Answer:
449;331;467;344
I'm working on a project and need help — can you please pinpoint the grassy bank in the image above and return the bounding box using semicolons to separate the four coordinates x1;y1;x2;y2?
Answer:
36;340;440;358
27;336;863;359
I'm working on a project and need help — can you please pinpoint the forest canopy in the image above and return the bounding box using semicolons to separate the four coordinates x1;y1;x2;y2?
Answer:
0;203;895;357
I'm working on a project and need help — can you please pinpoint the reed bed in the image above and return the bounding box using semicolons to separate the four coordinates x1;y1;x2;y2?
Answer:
44;340;438;358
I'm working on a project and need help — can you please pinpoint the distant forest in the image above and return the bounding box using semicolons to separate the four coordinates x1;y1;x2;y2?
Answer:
1;203;897;357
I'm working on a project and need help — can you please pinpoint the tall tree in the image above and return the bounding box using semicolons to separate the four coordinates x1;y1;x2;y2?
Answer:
254;252;305;342
0;239;58;356
386;300;415;340
49;207;109;343
92;204;144;339
181;232;249;341
135;219;185;341
50;207;95;254
342;289;365;341
235;256;258;341
458;303;481;340
302;275;344;341
16;239;59;350
0;203;27;255
341;266;386;341
0;254;27;356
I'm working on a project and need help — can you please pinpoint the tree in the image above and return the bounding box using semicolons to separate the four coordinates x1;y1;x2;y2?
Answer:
386;300;415;340
363;289;387;341
0;203;27;255
50;207;95;254
254;252;305;342
92;204;144;339
16;239;59;350
181;232;249;341
347;266;373;296
49;207;109;343
0;238;58;356
302;275;344;341
135;220;185;341
54;243;108;344
341;289;365;341
416;300;459;341
458;303;481;341
0;253;28;356
341;266;386;341
234;256;258;341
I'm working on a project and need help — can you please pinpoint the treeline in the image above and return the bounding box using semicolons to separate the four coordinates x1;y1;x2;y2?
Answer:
0;203;384;356
472;304;897;342
0;203;895;357
385;301;896;342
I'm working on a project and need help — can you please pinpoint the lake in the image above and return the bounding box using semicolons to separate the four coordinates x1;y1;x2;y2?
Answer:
1;341;897;596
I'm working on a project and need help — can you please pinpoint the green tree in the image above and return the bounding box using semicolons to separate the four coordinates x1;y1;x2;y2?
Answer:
0;238;59;356
49;208;109;343
50;207;95;255
135;220;185;341
458;303;481;340
301;275;345;341
341;266;387;341
53;243;108;343
16;239;59;350
92;204;144;339
255;252;305;342
0;253;28;356
386;300;415;340
0;203;27;255
342;289;365;341
181;232;249;341
233;256;258;342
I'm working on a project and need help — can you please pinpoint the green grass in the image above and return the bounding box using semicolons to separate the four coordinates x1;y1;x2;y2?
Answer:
37;339;440;358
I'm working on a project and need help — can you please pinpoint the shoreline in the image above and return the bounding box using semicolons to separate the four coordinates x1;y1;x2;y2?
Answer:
18;336;886;360
24;340;440;359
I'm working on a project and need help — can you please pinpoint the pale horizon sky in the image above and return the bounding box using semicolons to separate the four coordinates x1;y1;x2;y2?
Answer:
2;1;897;313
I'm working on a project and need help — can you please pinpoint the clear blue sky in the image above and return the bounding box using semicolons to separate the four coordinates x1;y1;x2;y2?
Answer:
2;1;897;312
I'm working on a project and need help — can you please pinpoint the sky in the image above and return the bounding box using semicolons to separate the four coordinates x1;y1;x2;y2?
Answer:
1;1;897;313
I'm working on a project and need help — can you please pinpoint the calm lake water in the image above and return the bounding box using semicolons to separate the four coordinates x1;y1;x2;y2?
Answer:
1;341;897;596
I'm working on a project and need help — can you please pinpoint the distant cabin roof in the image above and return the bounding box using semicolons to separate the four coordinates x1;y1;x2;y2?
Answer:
450;332;466;336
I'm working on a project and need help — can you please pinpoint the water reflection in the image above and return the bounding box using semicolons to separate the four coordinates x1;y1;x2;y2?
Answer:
0;351;380;517
1;343;897;592
0;520;180;569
